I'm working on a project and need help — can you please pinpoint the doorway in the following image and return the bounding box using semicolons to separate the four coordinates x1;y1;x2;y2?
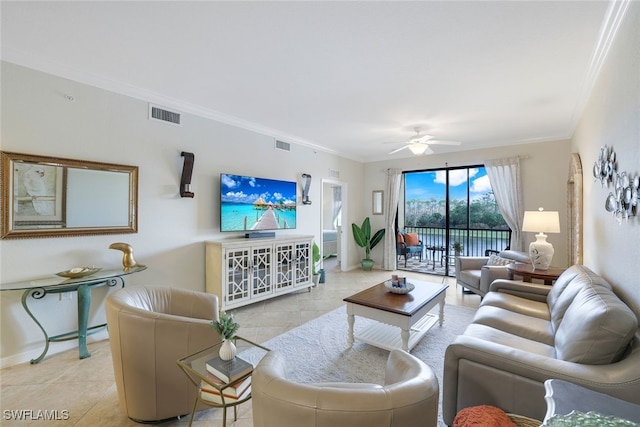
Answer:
401;166;510;276
321;179;347;273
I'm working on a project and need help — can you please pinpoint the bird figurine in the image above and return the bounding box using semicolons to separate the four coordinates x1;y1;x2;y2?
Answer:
109;242;145;272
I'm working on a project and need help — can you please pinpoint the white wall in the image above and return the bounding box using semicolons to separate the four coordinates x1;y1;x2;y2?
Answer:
2;1;638;364
0;62;366;365
364;139;572;266
572;1;640;315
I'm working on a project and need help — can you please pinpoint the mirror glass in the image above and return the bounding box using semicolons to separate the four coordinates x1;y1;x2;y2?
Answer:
372;190;384;215
1;151;138;239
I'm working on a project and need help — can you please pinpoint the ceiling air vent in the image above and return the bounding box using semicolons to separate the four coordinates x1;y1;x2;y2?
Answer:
149;104;182;126
275;140;291;152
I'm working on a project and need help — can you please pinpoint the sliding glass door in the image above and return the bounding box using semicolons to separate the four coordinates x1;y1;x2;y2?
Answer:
402;165;510;276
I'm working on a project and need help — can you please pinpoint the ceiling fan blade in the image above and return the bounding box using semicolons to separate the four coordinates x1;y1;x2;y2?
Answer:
388;145;410;155
428;139;461;146
413;135;435;143
422;146;435;155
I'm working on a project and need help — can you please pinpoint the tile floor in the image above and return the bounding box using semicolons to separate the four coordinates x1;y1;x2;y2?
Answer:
0;266;481;426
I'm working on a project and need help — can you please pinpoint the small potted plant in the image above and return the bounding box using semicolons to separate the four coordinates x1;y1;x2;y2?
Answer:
312;242;323;285
352;217;385;271
452;241;464;257
211;311;240;360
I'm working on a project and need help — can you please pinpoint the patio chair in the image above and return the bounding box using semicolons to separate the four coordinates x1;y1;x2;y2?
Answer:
396;231;424;267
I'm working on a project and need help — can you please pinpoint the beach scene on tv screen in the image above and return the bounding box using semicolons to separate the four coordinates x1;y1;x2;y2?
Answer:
221;174;297;231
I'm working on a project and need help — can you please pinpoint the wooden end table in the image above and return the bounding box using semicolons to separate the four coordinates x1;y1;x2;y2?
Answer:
343;279;448;352
507;263;565;285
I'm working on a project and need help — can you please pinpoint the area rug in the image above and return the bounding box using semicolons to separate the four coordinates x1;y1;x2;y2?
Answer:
241;303;476;427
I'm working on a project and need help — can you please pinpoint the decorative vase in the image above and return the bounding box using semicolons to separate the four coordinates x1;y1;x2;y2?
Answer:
219;339;237;361
529;233;554;271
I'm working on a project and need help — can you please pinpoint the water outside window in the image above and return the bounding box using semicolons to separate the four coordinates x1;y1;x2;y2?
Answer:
401;166;511;276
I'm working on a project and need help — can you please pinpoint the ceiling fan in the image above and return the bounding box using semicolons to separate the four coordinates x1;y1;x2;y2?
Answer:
387;128;461;155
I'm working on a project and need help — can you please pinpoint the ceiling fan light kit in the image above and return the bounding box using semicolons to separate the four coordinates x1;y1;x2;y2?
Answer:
408;143;429;155
387;127;460;156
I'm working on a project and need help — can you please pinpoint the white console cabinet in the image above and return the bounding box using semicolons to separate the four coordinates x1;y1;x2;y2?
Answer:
205;235;314;310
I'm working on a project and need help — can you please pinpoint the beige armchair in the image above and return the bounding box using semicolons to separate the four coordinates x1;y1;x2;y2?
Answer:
252;349;439;427
105;286;220;422
455;250;529;298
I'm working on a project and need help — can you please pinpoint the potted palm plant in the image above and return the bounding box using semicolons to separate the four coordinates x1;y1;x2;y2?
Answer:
352;217;385;271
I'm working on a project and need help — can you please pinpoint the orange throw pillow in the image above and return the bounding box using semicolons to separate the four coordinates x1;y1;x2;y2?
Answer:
404;233;420;246
453;405;516;427
397;233;405;243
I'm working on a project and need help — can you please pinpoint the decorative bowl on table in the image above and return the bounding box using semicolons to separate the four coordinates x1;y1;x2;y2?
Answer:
383;280;415;294
56;267;102;278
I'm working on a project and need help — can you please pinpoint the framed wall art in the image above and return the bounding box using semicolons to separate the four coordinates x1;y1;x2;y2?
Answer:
13;162;66;226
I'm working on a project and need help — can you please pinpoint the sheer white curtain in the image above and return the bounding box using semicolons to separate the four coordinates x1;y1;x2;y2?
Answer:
382;168;403;270
484;157;525;251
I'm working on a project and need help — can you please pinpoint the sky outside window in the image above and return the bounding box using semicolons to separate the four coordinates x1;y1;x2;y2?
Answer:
405;168;492;203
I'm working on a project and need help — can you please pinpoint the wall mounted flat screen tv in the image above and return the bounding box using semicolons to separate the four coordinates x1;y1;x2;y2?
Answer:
220;173;297;232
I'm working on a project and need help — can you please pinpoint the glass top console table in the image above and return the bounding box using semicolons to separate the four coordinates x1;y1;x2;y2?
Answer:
0;266;147;364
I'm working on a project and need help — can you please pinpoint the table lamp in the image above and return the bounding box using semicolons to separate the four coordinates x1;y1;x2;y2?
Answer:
522;208;560;270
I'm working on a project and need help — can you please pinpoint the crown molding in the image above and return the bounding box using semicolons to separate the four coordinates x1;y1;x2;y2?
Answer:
567;0;631;136
1;47;361;162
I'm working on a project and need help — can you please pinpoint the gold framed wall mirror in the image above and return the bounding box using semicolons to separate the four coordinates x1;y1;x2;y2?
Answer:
372;190;384;215
1;151;138;239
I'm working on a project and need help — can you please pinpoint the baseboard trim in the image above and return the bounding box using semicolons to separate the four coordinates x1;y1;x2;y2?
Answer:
0;330;109;368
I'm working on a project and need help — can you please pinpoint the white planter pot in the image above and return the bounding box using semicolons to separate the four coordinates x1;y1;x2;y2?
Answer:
219;339;237;361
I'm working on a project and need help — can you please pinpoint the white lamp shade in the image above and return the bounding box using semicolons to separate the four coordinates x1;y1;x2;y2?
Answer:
522;210;560;233
408;143;428;155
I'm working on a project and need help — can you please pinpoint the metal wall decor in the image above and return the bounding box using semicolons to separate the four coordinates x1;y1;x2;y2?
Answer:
593;145;616;186
593;145;638;224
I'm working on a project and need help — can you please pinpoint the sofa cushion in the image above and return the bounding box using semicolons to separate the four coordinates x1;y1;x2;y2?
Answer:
463;324;556;358
481;292;551;320
547;265;611;331
555;283;638;364
397;233;404;243
404;233;420;246
472;305;555;345
487;255;515;266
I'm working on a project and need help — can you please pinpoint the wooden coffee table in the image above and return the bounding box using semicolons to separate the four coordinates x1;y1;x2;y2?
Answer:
343;279;448;352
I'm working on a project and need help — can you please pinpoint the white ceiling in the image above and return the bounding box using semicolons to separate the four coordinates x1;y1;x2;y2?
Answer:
1;1;621;162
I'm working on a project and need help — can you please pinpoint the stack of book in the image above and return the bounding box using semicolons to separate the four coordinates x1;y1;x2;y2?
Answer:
201;355;253;404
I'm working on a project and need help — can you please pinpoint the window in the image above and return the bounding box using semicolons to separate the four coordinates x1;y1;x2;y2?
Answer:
402;166;510;275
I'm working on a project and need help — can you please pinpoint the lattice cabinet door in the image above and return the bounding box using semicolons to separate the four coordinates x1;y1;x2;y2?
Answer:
251;244;273;298
224;248;251;306
206;235;314;310
294;241;311;285
274;242;295;292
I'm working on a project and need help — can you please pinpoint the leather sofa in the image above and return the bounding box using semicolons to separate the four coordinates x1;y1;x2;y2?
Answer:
105;286;220;422
454;250;529;298
443;264;640;424
252;349;439;427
